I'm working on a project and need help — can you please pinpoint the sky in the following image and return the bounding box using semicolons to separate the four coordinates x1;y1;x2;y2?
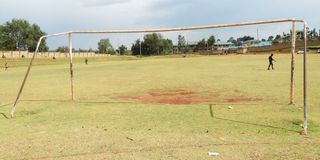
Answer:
0;0;319;50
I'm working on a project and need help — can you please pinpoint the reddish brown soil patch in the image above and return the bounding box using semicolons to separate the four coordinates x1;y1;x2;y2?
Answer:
117;90;209;105
117;95;137;99
224;97;262;103
117;90;262;105
148;90;195;97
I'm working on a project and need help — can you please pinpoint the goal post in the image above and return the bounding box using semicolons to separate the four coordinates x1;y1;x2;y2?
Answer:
68;33;75;101
9;18;308;134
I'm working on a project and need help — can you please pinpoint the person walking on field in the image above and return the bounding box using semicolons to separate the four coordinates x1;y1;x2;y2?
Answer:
268;54;276;70
85;58;88;65
4;61;9;71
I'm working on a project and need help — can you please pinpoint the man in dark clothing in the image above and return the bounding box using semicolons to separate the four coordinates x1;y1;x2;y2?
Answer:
268;54;276;70
4;61;8;71
85;58;88;65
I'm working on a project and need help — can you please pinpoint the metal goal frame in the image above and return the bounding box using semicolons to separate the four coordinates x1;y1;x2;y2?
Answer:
10;18;308;134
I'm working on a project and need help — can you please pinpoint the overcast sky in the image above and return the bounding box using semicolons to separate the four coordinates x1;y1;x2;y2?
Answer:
0;0;319;50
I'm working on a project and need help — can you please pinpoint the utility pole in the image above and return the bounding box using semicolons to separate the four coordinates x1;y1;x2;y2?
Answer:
257;28;260;41
139;38;142;57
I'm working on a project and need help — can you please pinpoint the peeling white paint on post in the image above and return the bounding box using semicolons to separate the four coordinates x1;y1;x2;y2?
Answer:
68;33;75;101
290;21;296;105
10;37;45;117
303;22;308;134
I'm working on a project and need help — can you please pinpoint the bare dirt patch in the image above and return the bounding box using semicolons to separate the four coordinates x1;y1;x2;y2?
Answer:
224;97;262;103
117;89;211;105
116;90;262;105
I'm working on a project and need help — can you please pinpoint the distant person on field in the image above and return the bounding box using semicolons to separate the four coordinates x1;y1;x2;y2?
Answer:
85;58;88;65
268;53;276;70
4;61;8;71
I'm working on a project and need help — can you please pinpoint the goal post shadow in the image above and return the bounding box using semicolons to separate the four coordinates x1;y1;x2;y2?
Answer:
9;18;309;135
207;103;300;133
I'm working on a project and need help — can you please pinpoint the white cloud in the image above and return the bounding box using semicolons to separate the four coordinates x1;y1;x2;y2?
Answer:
80;0;132;7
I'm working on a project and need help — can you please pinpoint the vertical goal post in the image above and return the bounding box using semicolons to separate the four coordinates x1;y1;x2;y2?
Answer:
9;18;308;134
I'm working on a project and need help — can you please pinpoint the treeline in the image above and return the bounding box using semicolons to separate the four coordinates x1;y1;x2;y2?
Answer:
0;19;48;52
270;28;320;44
95;34;216;56
226;29;320;45
131;33;173;56
95;28;320;56
95;34;174;56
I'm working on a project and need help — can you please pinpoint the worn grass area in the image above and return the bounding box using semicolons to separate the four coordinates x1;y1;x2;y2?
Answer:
0;54;320;160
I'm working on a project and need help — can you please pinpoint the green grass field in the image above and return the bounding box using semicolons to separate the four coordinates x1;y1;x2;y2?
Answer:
0;54;320;160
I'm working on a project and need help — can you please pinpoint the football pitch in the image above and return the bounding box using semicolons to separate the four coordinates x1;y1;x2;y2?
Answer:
0;54;319;159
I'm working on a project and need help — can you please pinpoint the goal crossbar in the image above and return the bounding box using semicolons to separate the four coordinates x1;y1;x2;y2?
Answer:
42;19;304;36
10;18;308;134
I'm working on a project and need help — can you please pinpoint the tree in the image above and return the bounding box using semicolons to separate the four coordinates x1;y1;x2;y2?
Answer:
272;35;282;44
26;24;49;52
194;38;206;51
267;36;274;41
160;38;173;54
118;45;127;55
282;32;291;42
0;19;48;52
237;35;254;42
131;39;142;56
0;25;5;50
143;33;162;55
177;34;187;53
98;38;114;54
227;37;234;42
77;48;87;52
227;37;237;45
310;28;318;40
207;35;216;46
56;46;69;53
131;33;173;56
306;27;319;40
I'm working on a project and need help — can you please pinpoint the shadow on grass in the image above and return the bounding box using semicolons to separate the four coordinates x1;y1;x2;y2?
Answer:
213;116;298;133
0;112;9;119
0;103;12;108
207;104;298;133
20;99;72;103
20;99;135;104
207;103;260;106
20;141;317;160
0;103;11;119
77;101;135;105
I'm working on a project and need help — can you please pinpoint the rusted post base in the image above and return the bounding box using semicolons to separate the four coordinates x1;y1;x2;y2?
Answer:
299;129;307;136
10;106;16;118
